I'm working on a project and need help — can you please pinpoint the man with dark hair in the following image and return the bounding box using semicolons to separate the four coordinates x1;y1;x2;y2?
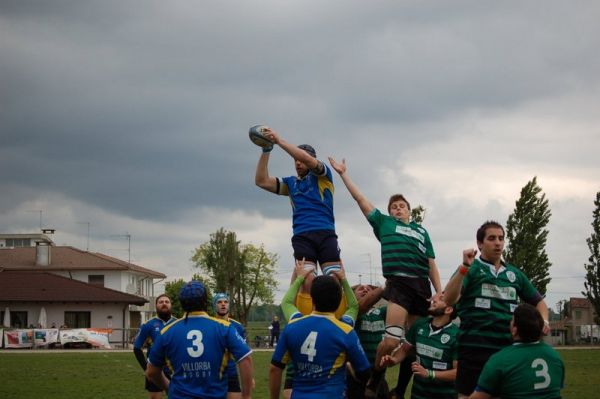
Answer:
146;281;254;399
213;292;249;399
381;293;459;399
328;157;442;397
444;221;550;398
469;304;564;399
133;294;176;399
280;259;359;399
255;127;342;298
269;275;370;399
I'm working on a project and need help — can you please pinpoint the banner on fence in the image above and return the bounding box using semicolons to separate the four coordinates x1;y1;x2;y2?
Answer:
59;328;112;348
34;329;59;346
3;329;34;348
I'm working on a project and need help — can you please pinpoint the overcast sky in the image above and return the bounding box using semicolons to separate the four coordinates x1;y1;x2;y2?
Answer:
2;1;599;310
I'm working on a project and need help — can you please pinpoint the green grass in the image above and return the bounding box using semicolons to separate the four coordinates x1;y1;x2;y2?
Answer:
0;348;597;398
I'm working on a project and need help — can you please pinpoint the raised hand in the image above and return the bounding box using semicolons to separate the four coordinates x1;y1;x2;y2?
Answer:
295;257;315;278
328;157;346;175
462;248;477;267
262;127;281;145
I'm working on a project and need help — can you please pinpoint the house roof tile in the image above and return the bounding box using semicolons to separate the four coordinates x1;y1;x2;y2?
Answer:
0;270;148;305
0;246;165;278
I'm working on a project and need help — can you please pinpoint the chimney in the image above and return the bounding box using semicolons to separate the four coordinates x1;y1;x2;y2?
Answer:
36;242;51;266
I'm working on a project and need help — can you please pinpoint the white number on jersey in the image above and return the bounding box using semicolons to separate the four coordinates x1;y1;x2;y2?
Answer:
300;331;318;362
186;329;204;358
531;358;551;389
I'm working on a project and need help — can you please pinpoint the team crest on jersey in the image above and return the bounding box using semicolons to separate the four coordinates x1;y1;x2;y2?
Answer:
506;271;516;282
418;328;425;336
440;334;450;344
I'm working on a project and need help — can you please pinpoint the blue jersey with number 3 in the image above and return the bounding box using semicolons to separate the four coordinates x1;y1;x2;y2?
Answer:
271;311;370;398
148;311;252;399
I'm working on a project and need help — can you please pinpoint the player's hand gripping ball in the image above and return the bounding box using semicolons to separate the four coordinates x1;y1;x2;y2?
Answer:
249;125;274;153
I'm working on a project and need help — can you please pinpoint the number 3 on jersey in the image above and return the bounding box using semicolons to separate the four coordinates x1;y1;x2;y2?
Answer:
187;330;204;358
531;358;551;389
301;331;318;362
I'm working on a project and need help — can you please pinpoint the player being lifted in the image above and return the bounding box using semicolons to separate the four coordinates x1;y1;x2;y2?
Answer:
255;127;341;296
328;157;442;397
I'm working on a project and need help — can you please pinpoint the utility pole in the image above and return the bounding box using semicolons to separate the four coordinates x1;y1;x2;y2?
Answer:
111;232;132;263
27;210;43;230
361;253;373;285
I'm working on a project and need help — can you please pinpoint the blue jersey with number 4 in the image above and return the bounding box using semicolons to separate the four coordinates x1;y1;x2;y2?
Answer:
271;311;370;398
148;311;252;399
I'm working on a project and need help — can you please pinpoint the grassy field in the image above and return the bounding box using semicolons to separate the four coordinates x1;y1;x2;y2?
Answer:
0;348;597;398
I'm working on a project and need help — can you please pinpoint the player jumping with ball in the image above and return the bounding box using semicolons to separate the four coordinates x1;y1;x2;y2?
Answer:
255;126;342;298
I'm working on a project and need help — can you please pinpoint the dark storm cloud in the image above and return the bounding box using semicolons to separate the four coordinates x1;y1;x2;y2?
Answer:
1;1;599;221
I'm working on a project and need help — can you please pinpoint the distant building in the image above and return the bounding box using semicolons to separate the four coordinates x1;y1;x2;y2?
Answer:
0;231;167;346
548;297;599;345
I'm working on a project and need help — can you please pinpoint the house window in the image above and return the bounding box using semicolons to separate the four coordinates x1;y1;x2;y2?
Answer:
575;310;582;320
88;275;105;287
2;311;28;328
64;311;91;328
5;238;31;247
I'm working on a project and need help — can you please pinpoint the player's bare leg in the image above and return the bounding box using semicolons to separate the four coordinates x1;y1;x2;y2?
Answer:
366;303;408;398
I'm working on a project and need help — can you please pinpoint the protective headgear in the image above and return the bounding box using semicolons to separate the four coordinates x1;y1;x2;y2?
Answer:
179;281;207;312
298;144;316;158
212;292;229;312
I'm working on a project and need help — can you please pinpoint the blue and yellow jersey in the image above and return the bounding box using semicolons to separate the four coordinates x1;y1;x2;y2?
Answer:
148;311;252;399
279;163;335;235
271;311;370;398
225;318;246;378
133;316;176;351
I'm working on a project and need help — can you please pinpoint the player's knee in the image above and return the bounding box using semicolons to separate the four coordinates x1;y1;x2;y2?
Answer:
384;325;405;343
322;264;341;276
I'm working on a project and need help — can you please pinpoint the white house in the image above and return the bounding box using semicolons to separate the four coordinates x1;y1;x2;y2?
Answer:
0;233;167;346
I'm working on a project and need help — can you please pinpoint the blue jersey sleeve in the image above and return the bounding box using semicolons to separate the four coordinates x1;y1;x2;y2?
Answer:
133;322;151;349
271;329;289;365
346;329;370;373
147;332;166;368
226;325;252;362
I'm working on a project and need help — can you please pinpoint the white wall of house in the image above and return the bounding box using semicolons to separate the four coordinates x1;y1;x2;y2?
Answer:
0;302;134;346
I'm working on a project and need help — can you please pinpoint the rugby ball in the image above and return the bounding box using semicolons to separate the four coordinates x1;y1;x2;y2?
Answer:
249;125;274;148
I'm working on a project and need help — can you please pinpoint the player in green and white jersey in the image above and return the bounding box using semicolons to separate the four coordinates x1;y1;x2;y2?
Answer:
469;303;564;399
381;292;459;399
328;157;442;398
347;284;388;399
444;221;550;398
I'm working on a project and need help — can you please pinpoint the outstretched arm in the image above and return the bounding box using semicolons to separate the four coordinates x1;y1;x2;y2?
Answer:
263;128;320;170
255;151;278;193
328;157;374;217
281;259;314;320
332;262;358;322
380;342;413;368
428;258;442;294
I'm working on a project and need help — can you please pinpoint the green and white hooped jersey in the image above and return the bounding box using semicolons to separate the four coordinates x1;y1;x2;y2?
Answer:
476;341;565;399
406;316;459;399
367;209;435;279
456;258;540;350
355;305;386;365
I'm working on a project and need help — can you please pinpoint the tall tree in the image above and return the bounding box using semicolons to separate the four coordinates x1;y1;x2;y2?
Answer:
583;191;600;324
191;228;278;324
504;177;552;295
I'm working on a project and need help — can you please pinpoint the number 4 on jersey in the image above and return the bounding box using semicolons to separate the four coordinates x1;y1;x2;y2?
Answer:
301;331;318;362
